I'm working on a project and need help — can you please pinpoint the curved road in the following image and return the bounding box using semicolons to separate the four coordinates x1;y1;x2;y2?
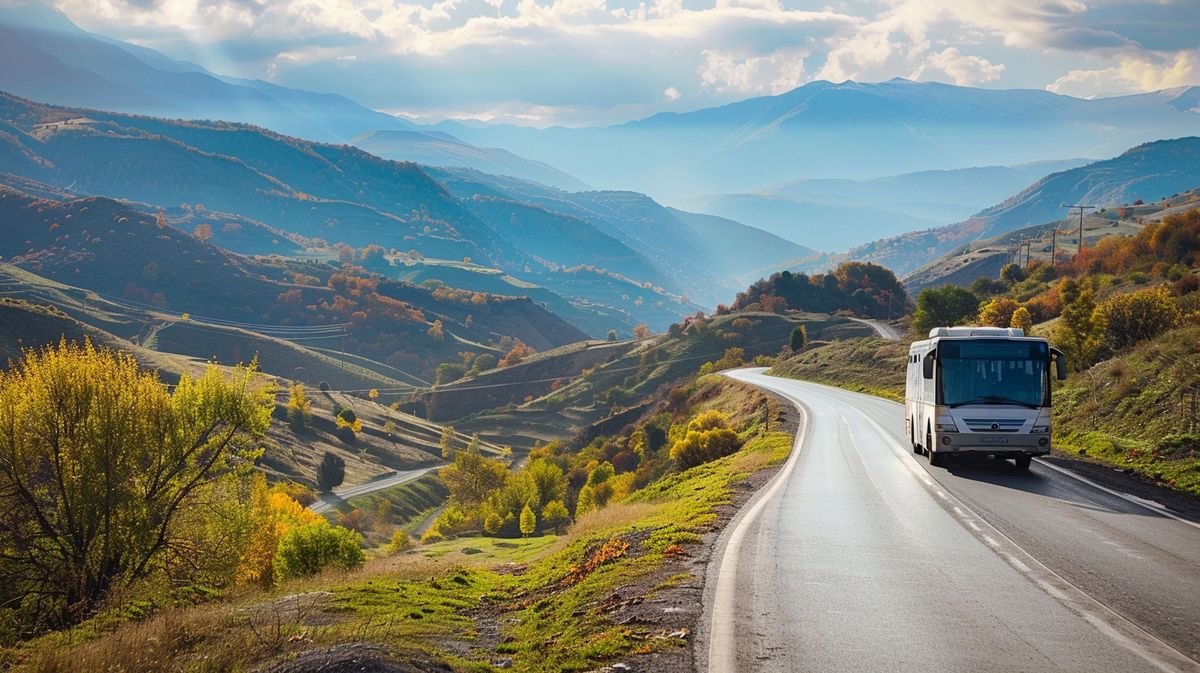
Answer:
310;466;439;514
849;317;902;341
702;369;1200;673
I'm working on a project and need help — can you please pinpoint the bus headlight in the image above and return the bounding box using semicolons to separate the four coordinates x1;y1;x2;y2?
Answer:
935;416;958;433
1032;425;1049;433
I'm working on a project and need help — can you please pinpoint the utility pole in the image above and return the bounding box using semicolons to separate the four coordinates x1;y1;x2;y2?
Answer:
1062;203;1096;259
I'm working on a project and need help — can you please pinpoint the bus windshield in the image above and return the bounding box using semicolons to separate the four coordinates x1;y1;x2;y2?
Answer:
938;339;1049;408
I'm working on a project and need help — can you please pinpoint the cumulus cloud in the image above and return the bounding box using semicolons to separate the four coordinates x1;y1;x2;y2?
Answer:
699;48;807;95
45;0;1200;124
912;47;1004;86
1050;50;1200;98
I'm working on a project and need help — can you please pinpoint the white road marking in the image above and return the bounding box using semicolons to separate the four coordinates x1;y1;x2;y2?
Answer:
1035;458;1200;531
706;373;810;673
706;369;1200;673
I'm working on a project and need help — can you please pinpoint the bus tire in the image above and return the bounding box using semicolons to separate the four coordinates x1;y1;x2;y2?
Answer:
1014;455;1032;471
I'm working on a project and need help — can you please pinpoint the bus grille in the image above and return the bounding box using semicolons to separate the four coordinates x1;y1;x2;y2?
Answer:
962;418;1025;433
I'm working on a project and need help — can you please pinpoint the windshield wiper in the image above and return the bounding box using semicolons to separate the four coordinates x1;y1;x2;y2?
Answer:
949;396;1038;409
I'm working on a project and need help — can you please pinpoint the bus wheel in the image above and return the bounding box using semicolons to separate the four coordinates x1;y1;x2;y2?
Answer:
912;427;922;454
927;430;945;466
1014;455;1032;471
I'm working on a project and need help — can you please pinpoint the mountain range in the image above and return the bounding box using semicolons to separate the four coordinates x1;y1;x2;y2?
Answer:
0;1;589;188
433;79;1200;200
672;160;1091;251
846;137;1200;276
0;90;826;333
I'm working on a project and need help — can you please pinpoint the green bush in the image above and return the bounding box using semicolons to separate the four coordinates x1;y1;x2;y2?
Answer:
669;410;742;469
273;523;365;582
1097;286;1180;352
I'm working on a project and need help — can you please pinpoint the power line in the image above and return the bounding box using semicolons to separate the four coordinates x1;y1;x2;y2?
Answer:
1061;203;1096;260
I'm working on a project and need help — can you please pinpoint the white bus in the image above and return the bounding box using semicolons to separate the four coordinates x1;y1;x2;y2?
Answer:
906;327;1067;470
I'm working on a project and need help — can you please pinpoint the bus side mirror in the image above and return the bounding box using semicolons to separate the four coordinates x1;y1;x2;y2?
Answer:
1052;348;1067;380
922;351;935;380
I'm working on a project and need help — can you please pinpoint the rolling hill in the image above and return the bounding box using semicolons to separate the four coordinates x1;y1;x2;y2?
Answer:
902;189;1200;293
0;91;705;331
0;184;588;382
848;137;1200;276
350;129;587;191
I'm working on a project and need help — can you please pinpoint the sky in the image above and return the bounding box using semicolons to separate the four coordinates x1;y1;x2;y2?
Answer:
51;0;1200;125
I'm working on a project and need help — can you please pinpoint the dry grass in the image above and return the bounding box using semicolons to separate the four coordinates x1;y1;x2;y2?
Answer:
567;502;663;539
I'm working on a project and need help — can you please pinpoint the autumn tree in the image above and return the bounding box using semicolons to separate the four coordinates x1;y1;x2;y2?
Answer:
1096;286;1180;352
633;324;651;339
541;500;570;533
978;297;1021;327
669;410;741;469
519;503;537;537
287;382;311;431
193;223;213;242
316;452;346;492
440;450;508;508
0;340;272;628
499;340;534;367
440;425;457;460
1010;306;1034;334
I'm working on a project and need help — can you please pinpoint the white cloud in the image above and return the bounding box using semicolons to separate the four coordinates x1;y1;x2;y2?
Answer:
1049;50;1200;98
699;48;807;95
912;47;1004;86
46;0;1200;123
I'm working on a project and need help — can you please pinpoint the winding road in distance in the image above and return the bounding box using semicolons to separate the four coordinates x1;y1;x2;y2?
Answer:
309;466;439;514
701;369;1200;673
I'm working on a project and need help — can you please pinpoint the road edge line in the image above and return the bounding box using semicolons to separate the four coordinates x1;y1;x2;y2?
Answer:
1034;458;1200;530
702;369;810;673
853;410;1200;673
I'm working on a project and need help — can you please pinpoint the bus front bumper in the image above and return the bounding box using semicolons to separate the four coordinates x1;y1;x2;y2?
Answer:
931;432;1051;455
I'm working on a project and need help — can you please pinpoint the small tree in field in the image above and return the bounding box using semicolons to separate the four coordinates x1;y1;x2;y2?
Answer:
287;382;311;431
519;503;537;537
440;425;456;460
316;452;346;492
789;325;807;352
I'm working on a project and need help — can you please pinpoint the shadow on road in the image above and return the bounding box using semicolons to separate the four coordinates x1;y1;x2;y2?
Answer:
940;455;1162;519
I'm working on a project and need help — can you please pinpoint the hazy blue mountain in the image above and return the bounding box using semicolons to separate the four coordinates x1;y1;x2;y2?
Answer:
675;160;1091;250
428;167;804;307
664;208;827;284
435;79;1200;199
673;194;941;252
0;2;411;142
846;137;1200;275
351;129;587;191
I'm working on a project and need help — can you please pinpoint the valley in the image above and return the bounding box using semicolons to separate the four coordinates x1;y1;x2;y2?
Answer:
1;4;1199;672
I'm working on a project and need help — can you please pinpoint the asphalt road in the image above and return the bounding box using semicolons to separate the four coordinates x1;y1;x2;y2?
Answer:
702;369;1200;673
849;317;902;341
309;466;439;514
